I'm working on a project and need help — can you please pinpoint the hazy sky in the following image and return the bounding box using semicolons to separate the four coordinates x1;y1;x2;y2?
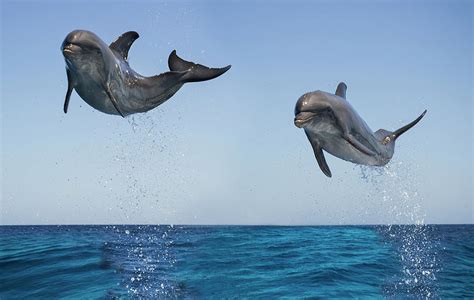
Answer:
1;1;472;225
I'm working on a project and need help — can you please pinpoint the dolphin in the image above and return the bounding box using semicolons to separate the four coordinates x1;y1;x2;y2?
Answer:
61;30;231;117
294;82;426;177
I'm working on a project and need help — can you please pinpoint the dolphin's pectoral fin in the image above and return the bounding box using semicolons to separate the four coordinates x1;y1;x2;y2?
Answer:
335;82;347;99
344;134;376;156
314;146;332;178
104;86;125;118
305;131;332;177
64;68;74;114
334;110;376;156
109;31;139;61
168;50;231;82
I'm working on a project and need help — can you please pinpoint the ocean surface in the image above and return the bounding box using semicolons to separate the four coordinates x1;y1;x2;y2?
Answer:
0;225;472;299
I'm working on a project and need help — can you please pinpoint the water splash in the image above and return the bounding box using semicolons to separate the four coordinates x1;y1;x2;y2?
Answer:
356;162;440;298
95;109;189;223
101;113;188;294
105;225;181;298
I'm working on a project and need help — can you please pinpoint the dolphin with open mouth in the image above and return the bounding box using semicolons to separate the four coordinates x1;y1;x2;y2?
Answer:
294;82;426;177
61;30;231;117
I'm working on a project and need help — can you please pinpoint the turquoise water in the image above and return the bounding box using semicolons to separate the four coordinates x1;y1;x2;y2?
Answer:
1;225;473;298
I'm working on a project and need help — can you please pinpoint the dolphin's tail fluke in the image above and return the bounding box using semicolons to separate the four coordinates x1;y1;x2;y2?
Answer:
394;110;427;140
168;50;231;83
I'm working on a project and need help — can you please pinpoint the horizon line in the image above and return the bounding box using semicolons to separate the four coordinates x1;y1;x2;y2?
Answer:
1;223;472;227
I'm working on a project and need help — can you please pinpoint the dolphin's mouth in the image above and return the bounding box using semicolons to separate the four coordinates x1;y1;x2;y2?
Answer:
294;112;316;128
62;43;81;55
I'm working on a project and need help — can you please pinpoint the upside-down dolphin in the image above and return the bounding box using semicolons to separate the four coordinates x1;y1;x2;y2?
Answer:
294;82;426;177
61;30;231;117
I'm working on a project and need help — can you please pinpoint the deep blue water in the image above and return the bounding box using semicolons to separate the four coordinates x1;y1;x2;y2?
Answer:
0;225;472;299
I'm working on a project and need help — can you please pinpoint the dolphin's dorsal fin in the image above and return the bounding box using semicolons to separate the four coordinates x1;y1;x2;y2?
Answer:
109;31;139;61
335;82;347;99
64;68;74;114
305;131;332;177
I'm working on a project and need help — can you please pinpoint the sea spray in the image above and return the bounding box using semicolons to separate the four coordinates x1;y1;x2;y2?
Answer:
99;110;190;295
105;225;181;297
97;108;191;223
357;162;440;298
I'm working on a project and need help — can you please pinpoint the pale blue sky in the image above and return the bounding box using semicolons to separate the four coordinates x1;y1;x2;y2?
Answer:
1;0;472;225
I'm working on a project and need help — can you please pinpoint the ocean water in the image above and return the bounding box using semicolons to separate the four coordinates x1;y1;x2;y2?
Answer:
0;225;472;299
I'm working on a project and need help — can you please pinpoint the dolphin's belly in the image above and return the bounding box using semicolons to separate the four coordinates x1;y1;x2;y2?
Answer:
67;60;122;115
73;73;183;116
123;83;183;113
308;120;381;166
320;134;380;165
74;79;119;115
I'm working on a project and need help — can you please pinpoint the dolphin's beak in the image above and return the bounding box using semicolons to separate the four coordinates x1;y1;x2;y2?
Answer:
394;110;427;139
62;43;80;56
294;112;315;128
294;118;306;128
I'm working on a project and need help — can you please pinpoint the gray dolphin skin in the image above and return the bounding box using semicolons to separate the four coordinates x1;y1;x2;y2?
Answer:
61;30;231;117
294;82;427;177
